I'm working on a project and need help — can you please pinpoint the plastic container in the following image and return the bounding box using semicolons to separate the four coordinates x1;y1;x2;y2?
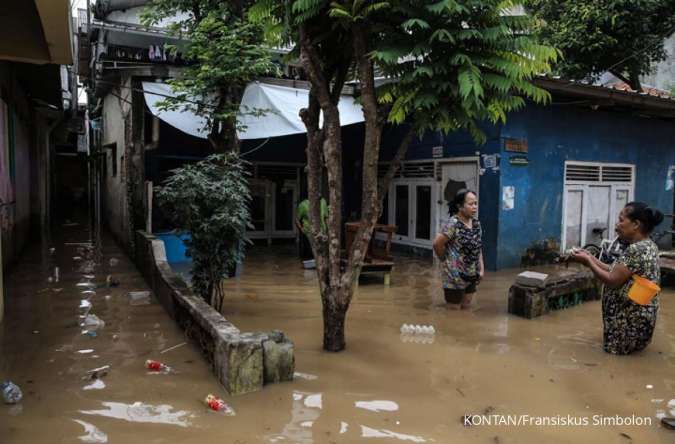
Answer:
628;275;660;305
205;394;235;415
145;359;172;373
400;324;435;335
1;381;23;404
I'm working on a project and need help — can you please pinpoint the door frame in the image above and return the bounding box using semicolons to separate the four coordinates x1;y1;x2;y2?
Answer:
380;157;479;249
387;178;438;247
435;157;481;233
270;179;298;238
561;161;635;251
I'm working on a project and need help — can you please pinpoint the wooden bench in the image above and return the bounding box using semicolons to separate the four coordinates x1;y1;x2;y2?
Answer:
344;222;396;285
508;269;601;319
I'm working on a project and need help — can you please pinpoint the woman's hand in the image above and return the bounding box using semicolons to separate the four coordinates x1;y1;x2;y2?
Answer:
570;249;592;266
479;269;485;280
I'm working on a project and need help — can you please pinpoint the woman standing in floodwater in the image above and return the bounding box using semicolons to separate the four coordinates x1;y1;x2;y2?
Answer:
433;189;484;309
572;202;664;355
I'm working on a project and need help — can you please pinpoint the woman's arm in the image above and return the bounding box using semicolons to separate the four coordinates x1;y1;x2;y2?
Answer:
585;253;611;272
571;250;632;288
433;233;447;259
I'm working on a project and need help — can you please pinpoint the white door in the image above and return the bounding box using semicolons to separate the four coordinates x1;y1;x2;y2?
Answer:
439;161;479;226
562;162;635;250
562;184;634;249
248;179;272;242
563;186;585;250
271;180;297;238
584;185;612;246
412;183;434;243
388;180;436;246
391;183;412;243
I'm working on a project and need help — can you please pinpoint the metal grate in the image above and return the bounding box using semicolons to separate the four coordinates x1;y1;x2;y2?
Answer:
378;162;435;179
401;162;435;178
601;166;633;183
566;162;633;184
565;164;601;182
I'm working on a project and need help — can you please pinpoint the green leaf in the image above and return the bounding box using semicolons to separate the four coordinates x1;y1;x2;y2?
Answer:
401;18;430;31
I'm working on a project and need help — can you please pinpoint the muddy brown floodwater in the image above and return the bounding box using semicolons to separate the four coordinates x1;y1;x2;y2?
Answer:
2;233;675;443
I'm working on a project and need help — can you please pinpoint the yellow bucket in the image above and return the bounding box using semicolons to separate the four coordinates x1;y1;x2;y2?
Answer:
627;275;660;305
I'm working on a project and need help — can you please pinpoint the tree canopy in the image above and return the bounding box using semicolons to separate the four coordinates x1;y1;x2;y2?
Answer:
525;0;675;90
252;0;558;351
142;0;278;152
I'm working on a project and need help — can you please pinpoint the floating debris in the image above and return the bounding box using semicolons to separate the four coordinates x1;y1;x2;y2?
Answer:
662;417;675;430
83;365;110;380
160;342;186;354
129;291;151;306
205;394;235;415
145;360;174;374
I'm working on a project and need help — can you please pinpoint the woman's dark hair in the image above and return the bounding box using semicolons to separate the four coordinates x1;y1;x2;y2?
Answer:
449;188;477;215
624;201;664;234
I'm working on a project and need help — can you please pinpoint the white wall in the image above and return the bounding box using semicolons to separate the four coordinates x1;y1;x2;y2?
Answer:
102;76;133;246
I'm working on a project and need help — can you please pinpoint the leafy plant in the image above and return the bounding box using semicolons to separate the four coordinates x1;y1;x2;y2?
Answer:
252;0;557;351
142;0;279;152
155;153;251;311
525;0;675;91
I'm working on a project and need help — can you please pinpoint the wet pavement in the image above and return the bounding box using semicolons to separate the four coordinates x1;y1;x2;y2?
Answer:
2;232;675;443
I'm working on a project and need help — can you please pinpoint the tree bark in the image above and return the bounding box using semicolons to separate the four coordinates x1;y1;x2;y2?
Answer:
299;23;350;351
343;24;383;288
322;291;347;352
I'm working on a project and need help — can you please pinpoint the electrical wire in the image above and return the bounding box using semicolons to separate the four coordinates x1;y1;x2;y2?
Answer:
603;24;675;77
241;138;271;157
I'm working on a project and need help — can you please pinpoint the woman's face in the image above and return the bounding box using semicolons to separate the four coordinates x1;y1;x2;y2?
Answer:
615;207;640;240
460;192;478;218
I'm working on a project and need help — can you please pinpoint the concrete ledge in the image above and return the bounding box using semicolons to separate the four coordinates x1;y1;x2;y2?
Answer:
134;230;294;395
508;269;601;319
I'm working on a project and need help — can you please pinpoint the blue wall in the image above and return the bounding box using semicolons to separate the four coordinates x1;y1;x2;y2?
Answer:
497;104;675;269
379;124;502;270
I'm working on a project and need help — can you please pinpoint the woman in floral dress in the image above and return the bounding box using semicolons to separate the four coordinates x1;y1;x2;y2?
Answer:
433;189;484;309
572;202;664;355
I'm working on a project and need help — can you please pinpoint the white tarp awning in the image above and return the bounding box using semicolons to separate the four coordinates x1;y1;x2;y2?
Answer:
142;81;365;140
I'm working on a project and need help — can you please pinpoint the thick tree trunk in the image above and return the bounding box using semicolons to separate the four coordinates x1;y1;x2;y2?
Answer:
299;23;352;351
322;291;348;351
208;87;242;154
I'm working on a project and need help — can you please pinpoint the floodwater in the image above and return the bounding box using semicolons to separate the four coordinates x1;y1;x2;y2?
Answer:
2;233;675;443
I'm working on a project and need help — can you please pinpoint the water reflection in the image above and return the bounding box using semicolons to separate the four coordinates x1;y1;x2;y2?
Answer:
73;419;108;443
268;391;322;444
80;402;193;427
355;400;399;412
360;425;427;442
83;379;106;391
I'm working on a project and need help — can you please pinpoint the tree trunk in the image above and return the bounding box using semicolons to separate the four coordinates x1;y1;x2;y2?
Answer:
322;291;348;351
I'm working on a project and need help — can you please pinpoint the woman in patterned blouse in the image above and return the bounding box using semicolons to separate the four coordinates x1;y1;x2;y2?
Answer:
433;189;484;309
571;202;664;355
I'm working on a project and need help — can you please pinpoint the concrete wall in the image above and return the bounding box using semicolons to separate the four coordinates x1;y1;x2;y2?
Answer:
0;62;53;323
379;123;503;270
101;76;133;248
374;103;675;270
134;230;295;394
0;63;42;266
497;104;675;268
